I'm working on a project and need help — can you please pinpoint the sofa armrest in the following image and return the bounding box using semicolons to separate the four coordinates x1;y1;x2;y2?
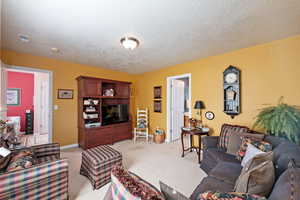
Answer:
32;143;60;158
0;158;68;199
202;136;219;149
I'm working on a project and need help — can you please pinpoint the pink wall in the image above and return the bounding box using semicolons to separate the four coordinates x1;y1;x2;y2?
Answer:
7;71;34;132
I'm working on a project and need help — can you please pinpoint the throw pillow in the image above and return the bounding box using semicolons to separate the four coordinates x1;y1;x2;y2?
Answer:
198;191;267;200
236;137;272;161
234;151;275;197
241;144;265;167
159;181;189;200
0;154;11;173
0;137;8;148
226;131;264;156
226;133;243;156
6;149;36;172
268;159;300;200
111;165;165;200
137;119;147;129
218;124;249;150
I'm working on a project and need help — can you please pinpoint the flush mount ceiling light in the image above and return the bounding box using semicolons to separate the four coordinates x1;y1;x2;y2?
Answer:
120;37;139;50
18;34;30;43
51;47;60;53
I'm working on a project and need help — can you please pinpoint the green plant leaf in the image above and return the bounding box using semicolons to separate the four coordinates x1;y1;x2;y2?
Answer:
253;98;300;144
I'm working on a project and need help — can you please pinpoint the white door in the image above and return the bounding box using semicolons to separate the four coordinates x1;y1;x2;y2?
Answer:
171;80;185;141
33;72;50;144
0;62;7;120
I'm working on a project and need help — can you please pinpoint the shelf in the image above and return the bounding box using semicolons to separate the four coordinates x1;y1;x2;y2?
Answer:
80;95;129;99
81;121;132;130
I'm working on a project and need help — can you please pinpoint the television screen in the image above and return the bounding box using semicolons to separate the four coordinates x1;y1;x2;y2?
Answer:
102;104;129;125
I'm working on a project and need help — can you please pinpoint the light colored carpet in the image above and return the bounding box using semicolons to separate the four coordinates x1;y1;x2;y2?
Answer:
61;139;207;200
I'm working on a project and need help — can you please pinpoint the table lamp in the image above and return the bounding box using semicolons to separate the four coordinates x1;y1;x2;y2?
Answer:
194;100;205;127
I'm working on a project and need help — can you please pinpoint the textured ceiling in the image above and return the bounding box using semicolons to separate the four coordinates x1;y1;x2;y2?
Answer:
2;0;300;74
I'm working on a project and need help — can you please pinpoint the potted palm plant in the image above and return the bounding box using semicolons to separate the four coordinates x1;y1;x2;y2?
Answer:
253;97;300;144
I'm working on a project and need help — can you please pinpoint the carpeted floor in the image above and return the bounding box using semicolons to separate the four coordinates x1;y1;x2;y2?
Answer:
61;139;207;200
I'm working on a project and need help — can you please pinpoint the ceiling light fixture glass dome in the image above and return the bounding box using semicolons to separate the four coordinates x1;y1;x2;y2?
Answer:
120;37;139;50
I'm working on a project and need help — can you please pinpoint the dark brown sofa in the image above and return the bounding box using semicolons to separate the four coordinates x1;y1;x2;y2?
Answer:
190;124;300;200
103;124;300;200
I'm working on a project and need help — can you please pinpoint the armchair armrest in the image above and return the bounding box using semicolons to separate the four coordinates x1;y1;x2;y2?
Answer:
32;143;60;158
0;158;68;200
202;136;219;149
103;184;113;200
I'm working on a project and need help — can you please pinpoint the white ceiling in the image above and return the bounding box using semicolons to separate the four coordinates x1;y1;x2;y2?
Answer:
2;0;300;74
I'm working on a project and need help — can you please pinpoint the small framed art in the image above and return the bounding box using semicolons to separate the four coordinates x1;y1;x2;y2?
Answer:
154;86;162;99
154;100;162;113
58;89;74;99
7;88;21;106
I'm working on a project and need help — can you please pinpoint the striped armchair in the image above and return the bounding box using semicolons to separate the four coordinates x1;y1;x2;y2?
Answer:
0;143;69;200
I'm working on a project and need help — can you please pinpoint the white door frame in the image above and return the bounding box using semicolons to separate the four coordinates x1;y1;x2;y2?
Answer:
6;65;53;143
166;73;192;143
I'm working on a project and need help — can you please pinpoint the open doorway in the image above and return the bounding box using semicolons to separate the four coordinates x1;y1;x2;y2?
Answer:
6;66;53;146
167;73;191;143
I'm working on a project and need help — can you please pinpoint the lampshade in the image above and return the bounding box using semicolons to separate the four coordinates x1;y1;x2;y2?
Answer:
194;101;205;109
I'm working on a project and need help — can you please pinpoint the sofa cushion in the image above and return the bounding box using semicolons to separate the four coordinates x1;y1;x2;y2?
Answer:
209;161;242;184
263;135;286;148
190;177;234;200
236;137;272;161
36;155;59;164
271;141;300;178
218;124;249;150
198;191;267;200
206;148;240;164
268;160;300;200
234;151;275;197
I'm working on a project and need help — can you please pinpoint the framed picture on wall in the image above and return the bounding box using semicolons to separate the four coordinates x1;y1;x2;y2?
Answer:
154;100;162;113
7;88;21;106
58;89;74;99
154;86;162;99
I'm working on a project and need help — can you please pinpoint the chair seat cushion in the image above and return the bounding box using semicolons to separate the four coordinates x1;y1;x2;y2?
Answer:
207;148;240;164
209;161;242;184
190;176;235;200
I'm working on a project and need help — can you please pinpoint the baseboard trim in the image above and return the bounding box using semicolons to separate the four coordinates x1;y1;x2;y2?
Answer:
61;143;79;150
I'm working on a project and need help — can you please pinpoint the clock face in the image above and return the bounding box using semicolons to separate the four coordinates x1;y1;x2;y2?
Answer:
205;111;215;120
225;73;237;84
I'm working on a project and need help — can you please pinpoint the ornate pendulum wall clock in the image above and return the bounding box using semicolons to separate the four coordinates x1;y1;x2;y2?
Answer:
223;65;241;118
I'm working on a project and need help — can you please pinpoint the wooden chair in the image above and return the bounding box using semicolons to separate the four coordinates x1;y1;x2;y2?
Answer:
133;108;149;143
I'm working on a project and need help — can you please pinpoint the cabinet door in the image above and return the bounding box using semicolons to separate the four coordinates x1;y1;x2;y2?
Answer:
116;83;130;98
83;79;100;96
87;129;112;148
111;122;132;143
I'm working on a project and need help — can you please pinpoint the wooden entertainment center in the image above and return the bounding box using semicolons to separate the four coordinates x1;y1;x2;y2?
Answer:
77;76;132;149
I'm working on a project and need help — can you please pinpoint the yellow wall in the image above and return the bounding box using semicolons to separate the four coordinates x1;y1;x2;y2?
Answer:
1;50;136;146
2;34;300;146
135;35;300;138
